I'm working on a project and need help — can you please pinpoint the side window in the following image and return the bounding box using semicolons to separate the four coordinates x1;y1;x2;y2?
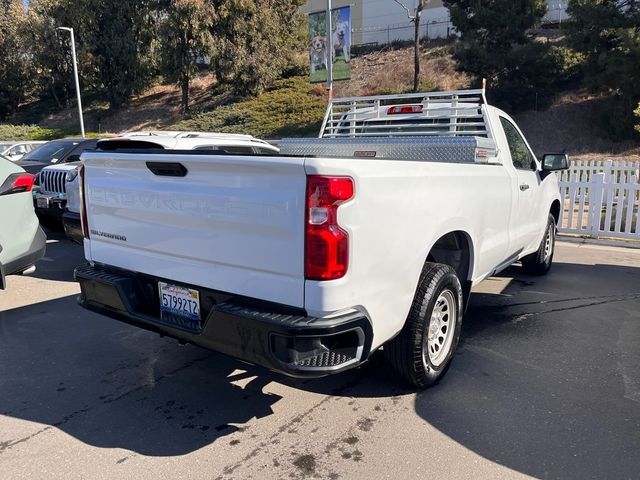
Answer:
499;117;536;171
192;145;254;155
219;146;254;155
255;147;277;155
11;145;27;155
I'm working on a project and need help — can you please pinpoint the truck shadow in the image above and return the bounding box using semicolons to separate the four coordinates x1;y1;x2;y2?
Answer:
413;261;640;479
0;294;284;456
0;293;397;457
0;257;639;477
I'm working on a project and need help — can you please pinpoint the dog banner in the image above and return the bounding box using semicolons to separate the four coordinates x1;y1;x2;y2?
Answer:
308;6;351;83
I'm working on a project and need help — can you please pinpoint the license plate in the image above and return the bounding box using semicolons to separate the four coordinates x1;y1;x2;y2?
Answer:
158;282;201;330
36;196;50;208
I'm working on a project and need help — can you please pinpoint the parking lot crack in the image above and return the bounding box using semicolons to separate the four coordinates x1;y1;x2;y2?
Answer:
508;294;640;322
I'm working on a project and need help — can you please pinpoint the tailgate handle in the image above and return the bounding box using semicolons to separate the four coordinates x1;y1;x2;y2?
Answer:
146;162;188;177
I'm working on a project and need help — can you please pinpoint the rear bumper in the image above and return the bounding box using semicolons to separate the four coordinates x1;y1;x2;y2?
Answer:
34;193;66;219
0;226;47;289
74;264;373;377
62;211;83;244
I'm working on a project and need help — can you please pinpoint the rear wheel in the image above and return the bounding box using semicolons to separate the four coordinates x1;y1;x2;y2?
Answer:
521;214;556;276
384;263;463;389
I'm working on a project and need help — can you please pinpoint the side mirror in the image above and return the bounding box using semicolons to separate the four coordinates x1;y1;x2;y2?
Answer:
542;153;569;171
66;155;81;163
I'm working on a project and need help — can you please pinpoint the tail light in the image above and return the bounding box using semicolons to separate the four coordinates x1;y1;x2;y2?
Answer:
387;105;423;115
78;165;90;239
305;176;354;281
0;173;35;196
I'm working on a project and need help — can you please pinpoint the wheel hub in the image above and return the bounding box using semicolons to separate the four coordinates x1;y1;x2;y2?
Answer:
423;289;457;368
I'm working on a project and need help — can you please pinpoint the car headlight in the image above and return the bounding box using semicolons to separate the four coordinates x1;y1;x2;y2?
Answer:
66;168;79;183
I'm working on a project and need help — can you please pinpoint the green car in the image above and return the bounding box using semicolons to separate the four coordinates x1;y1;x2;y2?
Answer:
0;154;46;289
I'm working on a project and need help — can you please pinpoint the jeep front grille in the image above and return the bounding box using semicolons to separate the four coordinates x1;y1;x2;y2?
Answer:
40;170;67;195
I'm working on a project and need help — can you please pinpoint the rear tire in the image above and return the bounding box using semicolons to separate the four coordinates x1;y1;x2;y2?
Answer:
521;214;556;276
384;263;463;389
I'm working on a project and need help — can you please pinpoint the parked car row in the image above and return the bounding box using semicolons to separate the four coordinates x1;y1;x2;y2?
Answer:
0;141;46;162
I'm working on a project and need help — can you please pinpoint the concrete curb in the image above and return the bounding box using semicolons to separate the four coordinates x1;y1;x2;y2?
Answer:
558;234;640;250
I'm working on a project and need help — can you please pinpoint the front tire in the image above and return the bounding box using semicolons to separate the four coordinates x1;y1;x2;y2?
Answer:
521;214;556;276
384;263;464;389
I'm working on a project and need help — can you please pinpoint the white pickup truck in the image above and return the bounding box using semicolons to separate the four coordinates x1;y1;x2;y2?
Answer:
75;88;568;388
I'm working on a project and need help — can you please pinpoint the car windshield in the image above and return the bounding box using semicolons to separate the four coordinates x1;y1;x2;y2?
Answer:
22;141;79;163
0;143;14;151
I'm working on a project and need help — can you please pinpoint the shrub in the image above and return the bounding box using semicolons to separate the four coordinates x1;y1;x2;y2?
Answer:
0;124;67;141
171;77;327;138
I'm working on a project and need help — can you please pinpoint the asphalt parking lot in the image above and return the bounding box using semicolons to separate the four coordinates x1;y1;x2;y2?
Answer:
1;232;639;480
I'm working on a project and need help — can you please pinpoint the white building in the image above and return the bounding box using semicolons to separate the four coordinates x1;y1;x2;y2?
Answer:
301;0;570;47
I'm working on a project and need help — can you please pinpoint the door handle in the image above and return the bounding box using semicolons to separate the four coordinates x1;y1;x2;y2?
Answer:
146;162;188;177
520;183;530;191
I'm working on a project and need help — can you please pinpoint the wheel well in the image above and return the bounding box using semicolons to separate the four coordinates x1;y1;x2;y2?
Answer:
427;231;472;284
550;200;561;225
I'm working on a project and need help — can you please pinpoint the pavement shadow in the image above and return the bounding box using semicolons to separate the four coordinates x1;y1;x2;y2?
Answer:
28;229;83;283
0;293;403;457
0;294;286;456
2;241;639;476
414;261;640;479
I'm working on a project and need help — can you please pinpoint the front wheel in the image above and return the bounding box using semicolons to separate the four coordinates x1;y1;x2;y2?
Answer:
521;214;556;276
384;263;463;389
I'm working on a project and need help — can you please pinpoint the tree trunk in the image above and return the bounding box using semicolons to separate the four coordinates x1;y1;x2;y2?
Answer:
413;1;426;92
49;80;63;110
181;76;189;115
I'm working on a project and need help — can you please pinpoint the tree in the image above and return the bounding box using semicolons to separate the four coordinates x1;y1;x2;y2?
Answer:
0;1;34;119
443;0;576;111
393;0;429;92
84;0;158;107
213;0;306;96
159;0;215;114
26;0;91;110
28;0;158;110
565;0;640;137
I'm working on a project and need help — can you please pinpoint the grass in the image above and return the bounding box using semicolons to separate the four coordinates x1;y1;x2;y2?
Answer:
310;59;351;84
172;77;328;138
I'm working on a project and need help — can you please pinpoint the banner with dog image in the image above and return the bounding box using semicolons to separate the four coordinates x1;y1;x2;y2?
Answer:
308;6;351;83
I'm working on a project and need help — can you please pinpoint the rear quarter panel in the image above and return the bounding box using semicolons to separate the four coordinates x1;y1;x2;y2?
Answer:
303;156;514;349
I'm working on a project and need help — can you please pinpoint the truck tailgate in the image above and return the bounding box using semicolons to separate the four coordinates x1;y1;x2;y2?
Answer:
82;151;307;307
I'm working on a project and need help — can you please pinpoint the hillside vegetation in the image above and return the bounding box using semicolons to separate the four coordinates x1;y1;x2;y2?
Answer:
2;0;639;152
5;42;637;163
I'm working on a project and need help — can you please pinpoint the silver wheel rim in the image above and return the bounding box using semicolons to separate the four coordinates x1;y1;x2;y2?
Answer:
423;290;457;368
544;226;554;261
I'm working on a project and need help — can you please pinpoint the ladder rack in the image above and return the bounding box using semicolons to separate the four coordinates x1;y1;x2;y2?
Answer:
319;88;490;139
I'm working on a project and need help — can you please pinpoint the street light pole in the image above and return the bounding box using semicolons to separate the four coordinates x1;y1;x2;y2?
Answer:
326;0;333;99
57;27;85;138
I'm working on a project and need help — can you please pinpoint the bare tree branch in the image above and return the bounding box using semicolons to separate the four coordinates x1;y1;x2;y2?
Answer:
393;0;416;21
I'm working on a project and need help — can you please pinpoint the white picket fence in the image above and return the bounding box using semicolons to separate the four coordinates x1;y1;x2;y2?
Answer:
558;160;640;240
